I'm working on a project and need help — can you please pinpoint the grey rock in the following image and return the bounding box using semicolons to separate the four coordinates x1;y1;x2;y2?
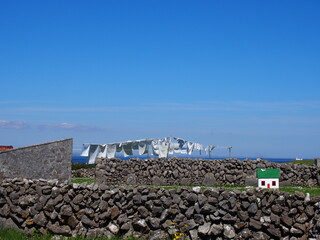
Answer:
34;212;47;227
60;205;73;217
202;173;217;186
107;223;119;234
210;223;223;235
223;225;236;239
47;221;71;235
149;230;169;240
198;222;211;236
133;219;149;232
248;202;258;215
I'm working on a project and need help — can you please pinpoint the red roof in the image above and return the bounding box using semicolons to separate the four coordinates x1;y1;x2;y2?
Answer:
0;146;13;152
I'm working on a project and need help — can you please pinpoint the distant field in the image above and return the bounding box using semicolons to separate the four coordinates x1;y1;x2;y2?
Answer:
289;159;315;166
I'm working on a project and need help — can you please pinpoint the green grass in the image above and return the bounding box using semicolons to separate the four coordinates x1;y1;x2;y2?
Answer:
71;177;320;197
72;163;96;171
72;178;95;184
289;159;315;166
0;228;140;240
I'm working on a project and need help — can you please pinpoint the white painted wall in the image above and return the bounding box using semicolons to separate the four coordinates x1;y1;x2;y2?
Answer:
258;178;279;189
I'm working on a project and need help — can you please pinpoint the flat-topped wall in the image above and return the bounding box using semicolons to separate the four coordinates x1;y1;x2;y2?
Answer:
95;158;320;186
0;179;319;239
0;139;72;182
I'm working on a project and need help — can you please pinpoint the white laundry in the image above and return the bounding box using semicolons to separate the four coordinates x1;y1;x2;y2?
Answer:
80;144;90;157
169;142;180;154
187;141;195;155
106;144;117;158
97;144;107;158
158;142;169;158
151;140;159;156
88;144;100;164
138;141;148;155
122;142;133;157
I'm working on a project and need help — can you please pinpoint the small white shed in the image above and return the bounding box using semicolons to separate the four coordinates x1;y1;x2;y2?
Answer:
257;168;280;189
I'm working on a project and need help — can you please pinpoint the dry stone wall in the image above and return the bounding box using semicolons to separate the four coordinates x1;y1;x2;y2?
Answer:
0;179;320;239
95;158;320;186
0;139;72;183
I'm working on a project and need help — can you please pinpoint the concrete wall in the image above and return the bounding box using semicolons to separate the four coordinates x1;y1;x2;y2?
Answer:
0;179;319;239
0;139;72;182
95;158;320;186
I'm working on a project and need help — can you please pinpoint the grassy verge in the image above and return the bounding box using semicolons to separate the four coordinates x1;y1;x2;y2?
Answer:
71;178;320;197
0;228;139;240
289;159;315;166
72;178;95;184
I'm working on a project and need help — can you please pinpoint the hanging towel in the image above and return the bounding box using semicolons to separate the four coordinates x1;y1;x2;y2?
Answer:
122;142;133;157
138;141;148;155
80;144;90;157
187;141;195;155
159;142;169;158
88;144;100;164
97;144;107;158
106;144;117;158
151;140;159;156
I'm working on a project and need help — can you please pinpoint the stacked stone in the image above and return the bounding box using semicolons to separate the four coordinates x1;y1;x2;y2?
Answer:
1;178;320;239
95;158;320;186
72;168;95;178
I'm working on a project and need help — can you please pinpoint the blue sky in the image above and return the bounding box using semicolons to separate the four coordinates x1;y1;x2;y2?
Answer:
1;1;320;158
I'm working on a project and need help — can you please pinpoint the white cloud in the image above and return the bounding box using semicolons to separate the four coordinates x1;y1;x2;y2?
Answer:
39;122;100;131
0;120;28;129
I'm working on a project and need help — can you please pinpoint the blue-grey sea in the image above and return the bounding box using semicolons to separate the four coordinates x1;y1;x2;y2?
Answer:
72;155;294;164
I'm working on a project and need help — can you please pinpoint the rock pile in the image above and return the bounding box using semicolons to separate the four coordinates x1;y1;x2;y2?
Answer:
72;168;95;178
0;178;320;239
95;158;320;186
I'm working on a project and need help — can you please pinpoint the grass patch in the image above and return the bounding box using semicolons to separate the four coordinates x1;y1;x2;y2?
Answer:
72;163;96;171
0;228;140;240
289;159;315;166
279;186;320;197
72;178;95;184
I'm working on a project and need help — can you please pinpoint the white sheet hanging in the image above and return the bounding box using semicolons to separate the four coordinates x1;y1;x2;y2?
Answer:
106;144;117;158
122;142;133;157
88;144;100;164
80;144;90;157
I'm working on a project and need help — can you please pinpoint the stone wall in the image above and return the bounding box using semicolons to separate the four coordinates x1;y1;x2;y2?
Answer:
95;158;320;186
0;179;319;239
0;139;72;183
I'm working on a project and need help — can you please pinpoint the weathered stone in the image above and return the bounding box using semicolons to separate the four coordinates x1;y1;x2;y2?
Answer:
281;215;293;227
210;223;223;235
133;219;149;232
81;215;98;228
107;223;119;234
202;173;217;186
223;224;236;239
249;219;262;230
147;217;160;230
266;225;281;238
186;193;198;203
194;214;205;225
47;221;71;235
33;212;47;227
238;210;249;221
200;203;215;214
67;216;78;229
126;174;137;185
198;222;211;236
248;203;258;215
60;205;73;217
149;230;169;240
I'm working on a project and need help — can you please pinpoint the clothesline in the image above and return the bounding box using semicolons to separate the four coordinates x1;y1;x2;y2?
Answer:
81;136;232;164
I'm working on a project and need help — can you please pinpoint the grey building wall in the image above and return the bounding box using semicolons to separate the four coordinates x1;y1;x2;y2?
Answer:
0;138;72;182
